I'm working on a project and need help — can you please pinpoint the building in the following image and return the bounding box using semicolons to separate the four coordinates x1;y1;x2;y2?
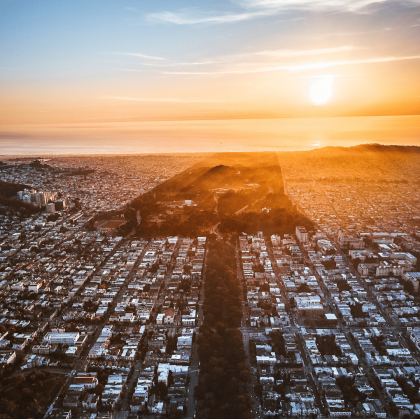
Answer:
369;233;394;245
45;332;80;346
46;203;56;213
358;264;369;277
177;335;192;350
403;272;420;293
294;295;324;317
338;229;365;249
28;281;43;293
410;328;420;352
81;393;99;411
156;313;164;325
317;239;335;255
53;199;66;210
296;226;309;243
31;192;49;207
0;351;16;365
164;307;175;324
72;373;99;389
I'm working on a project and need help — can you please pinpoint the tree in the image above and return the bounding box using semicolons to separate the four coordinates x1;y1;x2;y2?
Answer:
95;384;105;395
297;283;311;293
403;280;414;295
389;402;399;417
322;259;336;270
153;382;168;398
259;282;270;292
254;264;265;273
350;302;368;319
195;240;253;419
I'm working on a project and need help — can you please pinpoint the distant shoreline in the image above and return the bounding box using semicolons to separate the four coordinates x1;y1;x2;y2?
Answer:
1;115;419;155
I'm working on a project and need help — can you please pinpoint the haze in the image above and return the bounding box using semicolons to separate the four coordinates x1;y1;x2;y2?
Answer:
1;0;420;150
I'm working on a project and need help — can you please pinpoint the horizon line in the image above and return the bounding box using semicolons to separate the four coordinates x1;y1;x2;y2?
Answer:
1;143;419;159
1;113;420;127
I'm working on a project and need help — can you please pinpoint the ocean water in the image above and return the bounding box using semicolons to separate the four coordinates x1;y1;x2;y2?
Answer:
0;115;419;155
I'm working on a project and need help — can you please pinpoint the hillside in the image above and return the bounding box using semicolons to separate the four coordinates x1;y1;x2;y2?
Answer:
0;180;29;199
129;152;314;238
278;143;420;184
0;180;42;217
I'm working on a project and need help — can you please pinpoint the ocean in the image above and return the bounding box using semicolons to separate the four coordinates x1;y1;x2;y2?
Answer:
0;115;419;155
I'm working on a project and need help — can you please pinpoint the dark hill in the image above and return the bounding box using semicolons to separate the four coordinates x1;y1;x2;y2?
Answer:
0;180;29;199
184;165;239;192
129;152;314;238
354;144;420;154
0;180;42;216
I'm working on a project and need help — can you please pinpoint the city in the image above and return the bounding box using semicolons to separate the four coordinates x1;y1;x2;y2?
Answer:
0;149;419;419
2;0;420;418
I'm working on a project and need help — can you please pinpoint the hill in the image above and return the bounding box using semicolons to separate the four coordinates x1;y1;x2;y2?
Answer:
128;152;314;238
0;180;42;217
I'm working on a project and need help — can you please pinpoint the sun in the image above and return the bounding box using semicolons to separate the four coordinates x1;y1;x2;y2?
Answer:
310;75;334;106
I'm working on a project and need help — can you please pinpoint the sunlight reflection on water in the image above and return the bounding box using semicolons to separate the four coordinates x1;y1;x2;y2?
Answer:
1;116;419;155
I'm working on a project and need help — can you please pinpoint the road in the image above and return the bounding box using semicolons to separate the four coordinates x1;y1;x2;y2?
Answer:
209;222;223;240
235;204;249;215
185;246;206;419
121;360;143;411
235;245;261;417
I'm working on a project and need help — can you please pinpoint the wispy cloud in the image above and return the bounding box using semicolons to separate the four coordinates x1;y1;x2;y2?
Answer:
287;54;420;70
141;0;419;26
121;46;356;70
256;46;356;57
162;54;420;75
236;0;410;12
137;60;221;68
107;96;231;103
145;10;268;25
105;52;165;61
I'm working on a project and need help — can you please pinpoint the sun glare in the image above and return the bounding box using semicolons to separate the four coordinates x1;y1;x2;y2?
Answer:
310;75;334;105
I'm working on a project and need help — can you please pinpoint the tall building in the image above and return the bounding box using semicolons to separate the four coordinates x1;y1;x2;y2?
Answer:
295;226;308;243
53;199;66;211
46;202;56;213
38;192;48;206
29;192;46;206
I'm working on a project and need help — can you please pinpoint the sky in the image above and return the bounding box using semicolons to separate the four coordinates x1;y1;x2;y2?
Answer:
1;0;420;126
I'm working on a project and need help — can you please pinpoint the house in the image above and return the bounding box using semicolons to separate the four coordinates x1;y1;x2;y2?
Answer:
0;351;16;365
72;373;98;389
164;307;175;324
81;393;99;411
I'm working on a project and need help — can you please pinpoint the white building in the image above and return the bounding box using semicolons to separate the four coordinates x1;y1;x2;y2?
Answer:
296;226;309;243
46;202;55;213
45;332;79;346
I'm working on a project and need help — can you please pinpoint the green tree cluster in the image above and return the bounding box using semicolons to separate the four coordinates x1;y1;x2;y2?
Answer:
195;241;253;419
315;335;342;357
202;242;242;328
0;371;65;419
335;375;366;407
